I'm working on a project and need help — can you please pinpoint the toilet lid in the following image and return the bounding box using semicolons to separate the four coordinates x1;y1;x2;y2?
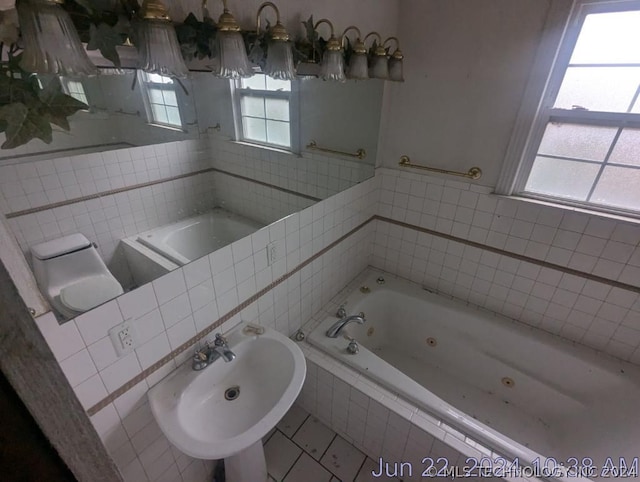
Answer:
59;275;123;312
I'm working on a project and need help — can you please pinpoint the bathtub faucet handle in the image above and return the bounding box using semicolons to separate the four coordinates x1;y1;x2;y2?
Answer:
347;339;359;355
336;305;347;318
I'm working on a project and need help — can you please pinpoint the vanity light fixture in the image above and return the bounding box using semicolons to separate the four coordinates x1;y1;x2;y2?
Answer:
256;2;295;80
212;0;253;78
315;19;345;82
138;0;189;78
16;0;97;76
364;31;389;80
384;37;404;82
342;26;368;80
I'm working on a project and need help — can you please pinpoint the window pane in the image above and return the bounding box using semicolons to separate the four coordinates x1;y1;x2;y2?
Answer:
591;166;640;210
265;77;291;92
608;128;640;166
149;88;165;104
265;98;289;121
166;106;181;127
537;123;617;161
243;117;267;142
241;75;267;90
570;11;640;64
147;73;173;84
525;156;600;201
162;89;178;107
241;96;265;117
151;104;168;124
266;120;290;147
554;66;640;113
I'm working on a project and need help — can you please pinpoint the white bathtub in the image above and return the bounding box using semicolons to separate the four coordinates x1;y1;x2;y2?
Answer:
120;208;264;286
308;271;640;480
136;207;263;266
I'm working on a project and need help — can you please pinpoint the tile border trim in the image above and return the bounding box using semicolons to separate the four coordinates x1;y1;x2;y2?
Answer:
376;215;640;294
86;214;639;416
5;167;322;219
86;215;374;416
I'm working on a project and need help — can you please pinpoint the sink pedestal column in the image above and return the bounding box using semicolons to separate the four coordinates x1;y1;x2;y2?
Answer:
224;440;268;482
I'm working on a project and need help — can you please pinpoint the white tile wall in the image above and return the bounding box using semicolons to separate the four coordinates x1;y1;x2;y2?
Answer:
207;138;374;201
296;344;509;482
373;168;640;364
1;137;374;291
32;175;379;482
29;161;640;480
1;139;217;287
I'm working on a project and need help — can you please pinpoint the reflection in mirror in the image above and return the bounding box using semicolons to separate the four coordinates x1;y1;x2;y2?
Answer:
0;70;383;322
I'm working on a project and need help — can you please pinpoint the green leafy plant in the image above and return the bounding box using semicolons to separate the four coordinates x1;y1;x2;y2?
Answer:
0;46;88;149
175;13;217;61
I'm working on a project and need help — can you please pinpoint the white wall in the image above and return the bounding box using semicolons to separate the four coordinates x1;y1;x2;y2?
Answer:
373;167;640;364
32;176;379;482
379;0;563;186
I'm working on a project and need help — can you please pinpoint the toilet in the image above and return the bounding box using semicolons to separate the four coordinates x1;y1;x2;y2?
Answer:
30;233;124;318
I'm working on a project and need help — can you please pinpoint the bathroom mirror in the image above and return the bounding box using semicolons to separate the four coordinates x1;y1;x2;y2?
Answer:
0;70;383;321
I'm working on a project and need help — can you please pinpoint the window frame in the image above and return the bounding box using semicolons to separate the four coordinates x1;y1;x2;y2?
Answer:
497;0;640;219
230;74;300;153
60;78;90;108
138;71;185;131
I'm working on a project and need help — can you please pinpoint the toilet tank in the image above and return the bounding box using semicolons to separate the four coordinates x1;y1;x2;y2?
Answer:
30;234;105;293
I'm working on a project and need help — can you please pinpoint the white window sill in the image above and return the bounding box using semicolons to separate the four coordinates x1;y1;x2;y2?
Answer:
494;193;640;226
230;140;300;157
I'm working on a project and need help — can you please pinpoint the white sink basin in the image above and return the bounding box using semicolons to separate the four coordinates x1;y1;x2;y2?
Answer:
148;324;306;463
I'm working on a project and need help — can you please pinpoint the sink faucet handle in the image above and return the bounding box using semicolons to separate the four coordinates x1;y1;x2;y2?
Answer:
194;348;207;361
213;333;227;346
336;304;347;318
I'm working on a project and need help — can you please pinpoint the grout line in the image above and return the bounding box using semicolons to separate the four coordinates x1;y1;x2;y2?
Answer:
290;414;310;440
5;166;321;219
281;449;304;482
5;167;217;218
86;213;639;416
86;216;375;416
355;455;369;481
374;215;640;295
319;433;338;461
210;168;322;203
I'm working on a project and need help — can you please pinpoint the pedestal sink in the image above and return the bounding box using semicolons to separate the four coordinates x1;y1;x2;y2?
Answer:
148;324;306;482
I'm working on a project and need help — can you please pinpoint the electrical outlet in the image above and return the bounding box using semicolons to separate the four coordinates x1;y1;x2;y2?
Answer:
266;239;285;265
108;319;138;357
267;241;277;265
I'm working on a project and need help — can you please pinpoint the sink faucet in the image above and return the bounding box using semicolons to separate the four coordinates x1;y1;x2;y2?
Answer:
192;334;236;371
326;312;366;338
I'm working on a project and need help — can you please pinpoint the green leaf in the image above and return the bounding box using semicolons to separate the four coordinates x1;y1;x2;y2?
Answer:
0;103;53;149
87;22;122;67
302;15;317;43
38;81;88;130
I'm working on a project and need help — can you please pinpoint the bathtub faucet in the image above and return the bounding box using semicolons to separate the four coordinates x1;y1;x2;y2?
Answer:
326;313;366;338
192;334;236;370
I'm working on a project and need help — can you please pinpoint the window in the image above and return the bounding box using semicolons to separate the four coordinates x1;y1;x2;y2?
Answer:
232;74;296;150
500;1;640;217
139;72;183;129
61;78;89;105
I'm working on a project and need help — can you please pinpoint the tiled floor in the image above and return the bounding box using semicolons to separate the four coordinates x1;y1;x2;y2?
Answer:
264;404;396;482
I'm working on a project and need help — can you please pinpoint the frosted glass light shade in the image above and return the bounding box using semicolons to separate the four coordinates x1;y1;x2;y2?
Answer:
215;31;253;78
265;40;295;80
389;57;404;82
347;53;368;80
138;19;189;78
17;0;97;76
369;55;389;80
320;50;345;82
